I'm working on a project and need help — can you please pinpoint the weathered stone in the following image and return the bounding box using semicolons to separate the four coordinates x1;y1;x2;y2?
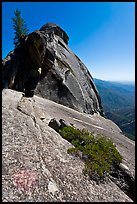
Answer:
39;22;69;45
2;22;103;116
59;119;70;129
48;118;71;132
48;118;61;132
2;89;135;202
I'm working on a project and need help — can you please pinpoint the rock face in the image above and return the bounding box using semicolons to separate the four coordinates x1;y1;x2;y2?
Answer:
2;22;135;202
2;89;135;202
2;22;103;115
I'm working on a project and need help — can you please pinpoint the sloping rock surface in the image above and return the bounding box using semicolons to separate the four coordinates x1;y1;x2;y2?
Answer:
2;23;103;115
2;89;135;202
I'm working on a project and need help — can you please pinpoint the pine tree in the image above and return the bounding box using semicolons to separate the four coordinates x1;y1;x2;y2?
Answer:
12;9;29;48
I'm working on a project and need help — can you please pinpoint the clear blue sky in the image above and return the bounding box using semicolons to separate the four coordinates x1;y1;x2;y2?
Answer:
2;2;135;82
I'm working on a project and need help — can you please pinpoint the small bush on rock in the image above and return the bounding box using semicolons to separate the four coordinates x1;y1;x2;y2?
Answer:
59;126;123;181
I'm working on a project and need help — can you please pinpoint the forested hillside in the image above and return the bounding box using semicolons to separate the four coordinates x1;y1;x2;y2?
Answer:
94;78;135;140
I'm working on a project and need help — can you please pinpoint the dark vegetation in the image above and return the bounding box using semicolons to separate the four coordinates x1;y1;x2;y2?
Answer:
59;126;135;200
59;126;123;182
94;78;135;141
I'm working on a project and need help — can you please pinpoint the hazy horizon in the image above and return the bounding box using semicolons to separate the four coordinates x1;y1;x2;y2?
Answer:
94;77;135;84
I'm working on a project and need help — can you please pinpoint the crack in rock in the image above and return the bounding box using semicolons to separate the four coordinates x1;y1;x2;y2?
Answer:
17;97;38;128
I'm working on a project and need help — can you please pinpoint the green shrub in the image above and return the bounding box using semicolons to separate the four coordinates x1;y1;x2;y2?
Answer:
59;126;123;181
59;126;81;142
67;147;80;157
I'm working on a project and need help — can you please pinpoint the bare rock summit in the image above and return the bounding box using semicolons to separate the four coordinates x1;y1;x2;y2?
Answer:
2;22;103;115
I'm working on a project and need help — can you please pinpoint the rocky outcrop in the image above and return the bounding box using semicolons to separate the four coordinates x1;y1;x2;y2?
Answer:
2;89;135;202
2;22;103;115
48;118;70;132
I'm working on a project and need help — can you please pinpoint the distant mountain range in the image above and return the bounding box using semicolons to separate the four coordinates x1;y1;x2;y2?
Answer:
94;78;135;141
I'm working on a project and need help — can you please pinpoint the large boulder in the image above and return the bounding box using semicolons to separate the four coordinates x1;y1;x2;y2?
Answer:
2;22;103;115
